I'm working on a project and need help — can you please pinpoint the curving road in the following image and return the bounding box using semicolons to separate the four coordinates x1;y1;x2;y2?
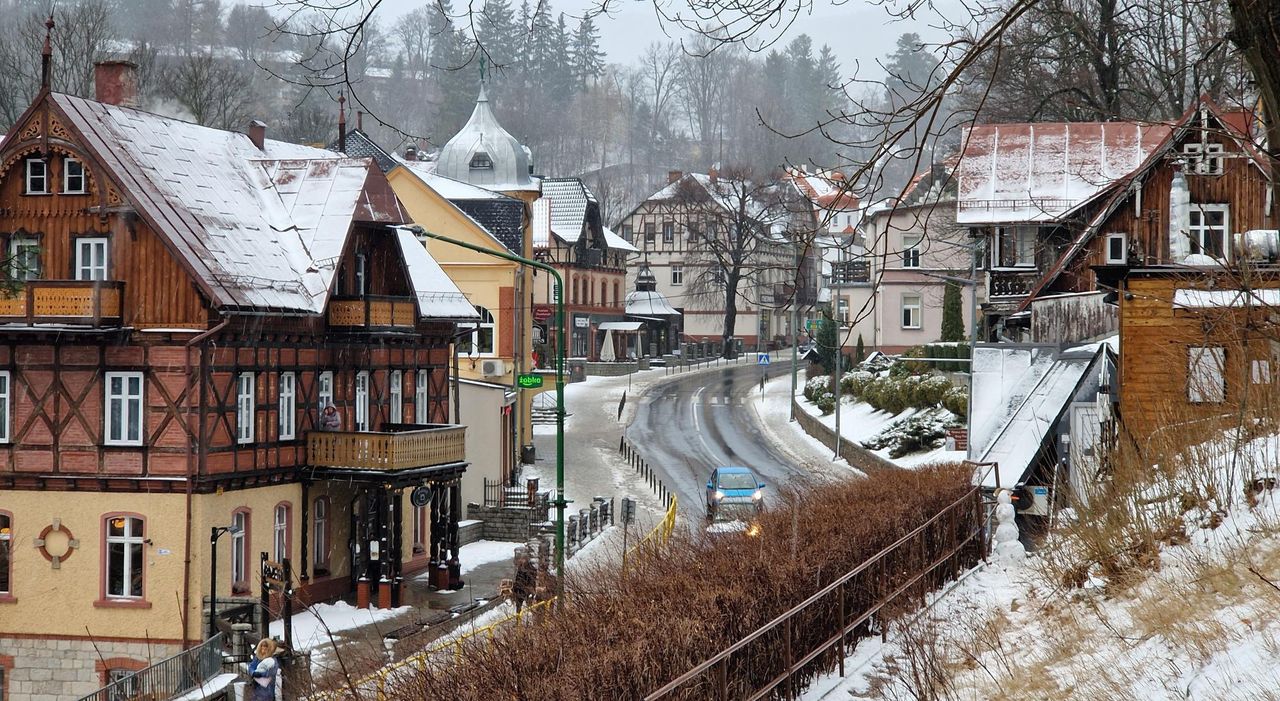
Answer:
626;361;837;520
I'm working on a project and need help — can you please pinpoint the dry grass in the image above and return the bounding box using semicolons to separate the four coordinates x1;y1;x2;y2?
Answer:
304;465;980;700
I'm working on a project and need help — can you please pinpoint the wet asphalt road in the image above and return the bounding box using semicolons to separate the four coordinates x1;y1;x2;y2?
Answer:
626;361;808;519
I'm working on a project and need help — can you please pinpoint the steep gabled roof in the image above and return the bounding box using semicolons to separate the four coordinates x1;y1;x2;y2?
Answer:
1015;95;1272;311
956;121;1171;225
44;93;472;320
541;178;592;244
784;167;860;210
393;158;524;253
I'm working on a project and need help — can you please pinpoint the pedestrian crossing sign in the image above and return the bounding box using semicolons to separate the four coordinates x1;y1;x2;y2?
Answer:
757;353;770;366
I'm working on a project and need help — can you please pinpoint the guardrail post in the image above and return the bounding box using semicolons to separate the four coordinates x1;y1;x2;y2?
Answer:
837;581;846;677
717;657;729;701
784;617;794;700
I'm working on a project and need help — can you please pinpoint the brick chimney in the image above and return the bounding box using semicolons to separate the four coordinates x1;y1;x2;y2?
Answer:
405;144;418;161
94;60;139;107
667;170;683;184
248;120;267;151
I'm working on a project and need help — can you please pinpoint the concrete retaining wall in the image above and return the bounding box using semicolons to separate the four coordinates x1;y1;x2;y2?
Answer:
791;398;900;472
466;504;539;541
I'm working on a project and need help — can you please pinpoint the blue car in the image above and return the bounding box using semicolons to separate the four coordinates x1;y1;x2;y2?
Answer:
706;466;765;519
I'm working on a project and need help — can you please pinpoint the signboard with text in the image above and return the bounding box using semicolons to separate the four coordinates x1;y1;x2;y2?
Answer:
517;374;545;389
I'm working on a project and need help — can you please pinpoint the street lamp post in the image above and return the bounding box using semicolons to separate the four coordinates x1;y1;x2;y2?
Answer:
402;224;570;583
208;524;240;640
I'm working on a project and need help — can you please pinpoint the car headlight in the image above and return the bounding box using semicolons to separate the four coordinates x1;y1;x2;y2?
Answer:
746;523;762;537
713;490;725;501
752;489;763;501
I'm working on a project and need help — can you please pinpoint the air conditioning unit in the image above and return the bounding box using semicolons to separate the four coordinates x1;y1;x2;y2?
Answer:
480;359;505;377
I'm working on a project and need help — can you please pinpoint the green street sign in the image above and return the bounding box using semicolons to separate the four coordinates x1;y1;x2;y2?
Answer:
517;374;544;389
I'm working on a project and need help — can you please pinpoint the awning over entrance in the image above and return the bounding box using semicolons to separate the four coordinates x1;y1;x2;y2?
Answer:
598;321;644;331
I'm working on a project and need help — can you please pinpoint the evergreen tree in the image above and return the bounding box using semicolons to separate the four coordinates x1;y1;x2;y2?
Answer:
548;13;574;104
816;45;842;112
817;314;838;375
428;0;476;138
570;15;605;89
477;0;518;76
854;334;866;364
940;282;965;342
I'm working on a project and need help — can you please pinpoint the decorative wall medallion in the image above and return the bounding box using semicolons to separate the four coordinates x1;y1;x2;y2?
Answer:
33;518;79;569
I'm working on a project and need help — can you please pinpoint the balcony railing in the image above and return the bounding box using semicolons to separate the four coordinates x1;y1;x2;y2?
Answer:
76;633;223;701
0;280;123;326
328;296;417;330
308;424;466;471
988;269;1040;298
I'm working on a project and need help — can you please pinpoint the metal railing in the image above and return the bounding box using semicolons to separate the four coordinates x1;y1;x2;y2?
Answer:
645;487;984;700
77;633;224;701
307;424;466;471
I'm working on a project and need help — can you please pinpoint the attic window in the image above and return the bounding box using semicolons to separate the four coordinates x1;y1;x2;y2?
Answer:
469;152;493;169
64;158;86;194
1184;142;1224;176
24;159;47;195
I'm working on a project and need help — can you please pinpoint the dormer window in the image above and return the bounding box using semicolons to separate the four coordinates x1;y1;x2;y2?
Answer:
1184;142;1224;176
469;152;493;169
24;159;47;195
64;158;86;194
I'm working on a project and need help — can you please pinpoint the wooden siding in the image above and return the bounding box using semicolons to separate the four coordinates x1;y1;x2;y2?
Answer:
1030;292;1117;344
1118;275;1280;438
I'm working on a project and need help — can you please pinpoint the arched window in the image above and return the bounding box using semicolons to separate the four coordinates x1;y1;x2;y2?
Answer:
313;497;330;572
457;305;495;355
273;503;291;563
230;508;250;593
102;514;145;600
613;282;621;307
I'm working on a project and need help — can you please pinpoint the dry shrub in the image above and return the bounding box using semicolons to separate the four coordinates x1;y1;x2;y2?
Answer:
345;465;981;700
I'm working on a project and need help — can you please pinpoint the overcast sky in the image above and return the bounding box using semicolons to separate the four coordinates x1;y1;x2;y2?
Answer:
372;0;958;84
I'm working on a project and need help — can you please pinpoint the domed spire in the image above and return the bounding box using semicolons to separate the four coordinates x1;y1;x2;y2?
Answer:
436;71;535;191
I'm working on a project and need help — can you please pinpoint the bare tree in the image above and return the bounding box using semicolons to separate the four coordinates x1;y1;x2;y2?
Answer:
156;52;254;129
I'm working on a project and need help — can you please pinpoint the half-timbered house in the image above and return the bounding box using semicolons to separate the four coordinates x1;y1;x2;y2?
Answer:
0;53;476;694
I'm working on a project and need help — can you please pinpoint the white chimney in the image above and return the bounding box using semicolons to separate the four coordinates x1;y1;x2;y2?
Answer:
1168;167;1191;262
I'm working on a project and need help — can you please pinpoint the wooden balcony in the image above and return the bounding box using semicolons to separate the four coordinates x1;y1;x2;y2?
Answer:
0;280;123;326
988;269;1040;299
328;296;417;330
307;424;466;472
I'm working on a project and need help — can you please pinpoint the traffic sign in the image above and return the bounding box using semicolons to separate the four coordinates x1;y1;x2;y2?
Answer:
517;373;544;389
757;353;771;366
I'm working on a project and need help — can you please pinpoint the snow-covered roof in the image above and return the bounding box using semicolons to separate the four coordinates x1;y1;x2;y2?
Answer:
397;158;518;202
1173;289;1280;309
542;178;592;244
603;226;639;253
435;82;537;192
394;229;478;320
784;167;860;211
971;345;1104;488
956;122;1171;225
625;290;679;317
51;92;415;314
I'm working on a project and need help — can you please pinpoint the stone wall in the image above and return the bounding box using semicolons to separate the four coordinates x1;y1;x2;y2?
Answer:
0;637;183;700
466;504;538;541
791;398;899;472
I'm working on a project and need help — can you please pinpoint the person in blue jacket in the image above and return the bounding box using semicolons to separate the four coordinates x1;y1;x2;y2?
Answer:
248;638;279;701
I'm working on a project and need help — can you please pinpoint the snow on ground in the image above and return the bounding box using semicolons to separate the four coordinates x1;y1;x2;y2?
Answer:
791;382;965;468
806;430;1280;701
270;601;412;652
759;375;862;476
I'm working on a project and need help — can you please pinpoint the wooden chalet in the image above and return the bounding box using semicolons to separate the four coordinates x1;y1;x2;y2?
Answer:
0;48;477;690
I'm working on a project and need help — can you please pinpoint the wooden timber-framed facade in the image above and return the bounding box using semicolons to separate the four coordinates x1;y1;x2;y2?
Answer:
0;50;478;697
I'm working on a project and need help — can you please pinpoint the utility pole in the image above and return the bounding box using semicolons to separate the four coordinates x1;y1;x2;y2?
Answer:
789;240;800;420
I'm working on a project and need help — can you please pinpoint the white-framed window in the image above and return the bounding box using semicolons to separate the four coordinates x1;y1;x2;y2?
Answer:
318;370;334;410
1104;233;1127;265
902;234;921;268
662;222;674;244
457;305;495;356
9;236;40;281
24;159;47;194
993;226;1036;268
64;158;87;194
389;370;403;424
671;265;684;286
901;293;922;329
355;253;367;297
236;372;255;444
312;497;329;567
837;298;850;325
1189;204;1229;260
104;515;145;599
355;371;369;431
1184;142;1225;176
1252;359;1271;385
1188;346;1226;403
105;372;143;446
76;237;109;281
230;510;247;586
0;371;10;444
278;372;295;440
273;503;289;562
415;369;429;422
